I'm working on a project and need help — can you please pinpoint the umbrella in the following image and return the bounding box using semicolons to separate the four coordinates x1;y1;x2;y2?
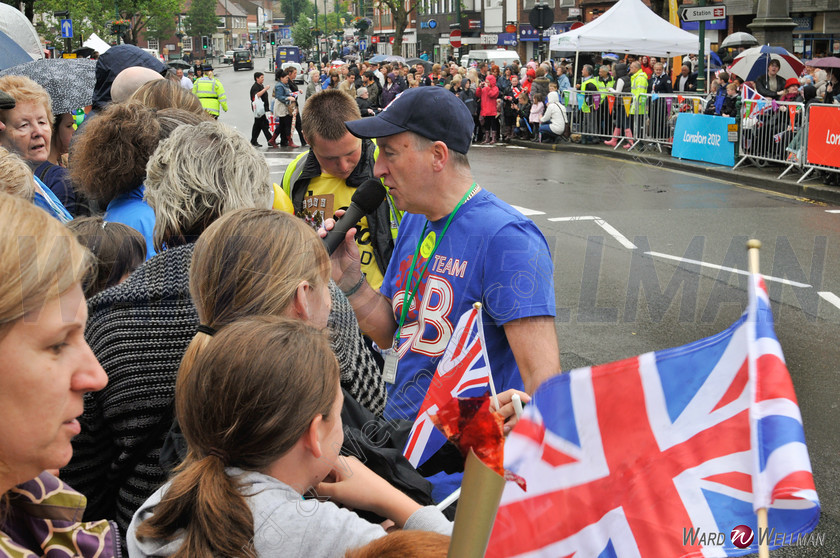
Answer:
0;3;42;61
0;30;34;72
602;52;619;62
729;45;804;82
720;32;759;49
806;56;840;69
343;53;360;61
384;55;406;64
406;57;432;72
168;59;192;69
368;54;388;63
74;47;96;58
0;58;96;114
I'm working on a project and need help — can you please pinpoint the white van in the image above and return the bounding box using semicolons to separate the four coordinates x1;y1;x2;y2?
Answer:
461;49;520;69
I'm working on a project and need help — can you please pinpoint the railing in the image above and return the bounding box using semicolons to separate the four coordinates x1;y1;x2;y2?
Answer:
798;103;840;184
509;90;840;187
562;91;707;151
635;93;709;151
734;98;805;180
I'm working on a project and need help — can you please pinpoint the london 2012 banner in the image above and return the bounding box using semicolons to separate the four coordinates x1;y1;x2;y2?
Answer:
672;113;737;166
805;104;840;169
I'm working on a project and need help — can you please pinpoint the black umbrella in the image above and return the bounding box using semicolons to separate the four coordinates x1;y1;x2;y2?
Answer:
74;47;96;58
406;57;432;72
168;59;191;69
720;32;759;49
0;58;95;114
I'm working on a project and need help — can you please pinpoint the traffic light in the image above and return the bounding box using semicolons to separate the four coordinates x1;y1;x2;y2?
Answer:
201;36;209;49
269;32;276;45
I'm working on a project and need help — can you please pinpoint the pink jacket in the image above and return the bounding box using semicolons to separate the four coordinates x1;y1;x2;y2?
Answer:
476;75;500;117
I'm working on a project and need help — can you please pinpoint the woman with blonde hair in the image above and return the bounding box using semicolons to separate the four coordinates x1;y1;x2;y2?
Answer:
61;120;274;536
0;75;75;219
0;192;118;556
0;146;35;200
127;210;451;557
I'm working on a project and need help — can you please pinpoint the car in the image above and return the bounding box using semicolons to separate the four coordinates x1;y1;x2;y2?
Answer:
141;47;165;62
223;50;234;64
233;49;253;71
281;62;305;84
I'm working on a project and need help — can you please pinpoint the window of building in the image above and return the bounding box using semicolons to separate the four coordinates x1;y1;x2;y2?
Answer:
147;38;159;50
183;36;194;51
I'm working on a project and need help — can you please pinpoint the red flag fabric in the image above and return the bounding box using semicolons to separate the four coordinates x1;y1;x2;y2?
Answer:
488;274;819;558
403;305;492;467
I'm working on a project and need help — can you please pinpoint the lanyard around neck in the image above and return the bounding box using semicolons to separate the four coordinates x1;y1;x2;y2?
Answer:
395;183;478;347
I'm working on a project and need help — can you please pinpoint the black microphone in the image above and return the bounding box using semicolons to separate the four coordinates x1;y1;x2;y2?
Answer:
323;178;386;255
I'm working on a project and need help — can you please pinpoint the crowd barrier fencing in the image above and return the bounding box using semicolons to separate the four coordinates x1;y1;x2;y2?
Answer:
511;91;840;186
798;103;840;184
635;93;709;152
734;99;805;179
560;91;708;151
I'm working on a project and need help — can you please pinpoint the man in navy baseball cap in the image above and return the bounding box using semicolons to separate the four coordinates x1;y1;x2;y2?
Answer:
329;87;561;486
345;86;474;154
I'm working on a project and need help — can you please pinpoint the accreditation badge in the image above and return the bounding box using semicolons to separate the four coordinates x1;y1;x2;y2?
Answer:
382;345;399;384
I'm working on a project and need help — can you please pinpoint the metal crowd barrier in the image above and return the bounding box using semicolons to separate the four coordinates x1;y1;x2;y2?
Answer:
734;99;805;179
797;103;840;184
635;93;709;151
563;91;707;151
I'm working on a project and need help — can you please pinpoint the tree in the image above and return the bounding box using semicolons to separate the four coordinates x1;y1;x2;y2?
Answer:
374;0;419;56
183;0;218;38
4;0;35;22
280;0;313;25
291;15;313;49
117;0;182;45
32;0;181;48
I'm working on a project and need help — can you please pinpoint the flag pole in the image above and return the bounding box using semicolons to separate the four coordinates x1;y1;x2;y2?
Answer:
473;302;500;411
747;239;770;558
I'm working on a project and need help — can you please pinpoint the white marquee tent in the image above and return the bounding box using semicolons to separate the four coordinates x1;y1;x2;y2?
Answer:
549;0;700;58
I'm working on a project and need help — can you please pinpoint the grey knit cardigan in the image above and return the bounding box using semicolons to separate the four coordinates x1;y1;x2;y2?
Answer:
61;243;386;534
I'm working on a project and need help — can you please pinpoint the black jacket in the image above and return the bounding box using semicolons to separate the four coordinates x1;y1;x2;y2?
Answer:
285;140;396;276
755;73;784;99
674;72;698;92
648;73;673;94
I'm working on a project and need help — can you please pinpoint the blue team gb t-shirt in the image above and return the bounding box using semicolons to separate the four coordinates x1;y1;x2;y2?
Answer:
380;188;556;422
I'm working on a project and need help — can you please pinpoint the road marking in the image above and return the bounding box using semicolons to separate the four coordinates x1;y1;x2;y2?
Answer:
506;145;528;149
826;210;840;213
646;251;812;288
511;205;545;216
818;291;840;310
548;215;638;250
266;158;297;166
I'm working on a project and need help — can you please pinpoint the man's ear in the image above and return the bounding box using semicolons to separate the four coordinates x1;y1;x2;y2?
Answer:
431;141;449;172
303;414;324;459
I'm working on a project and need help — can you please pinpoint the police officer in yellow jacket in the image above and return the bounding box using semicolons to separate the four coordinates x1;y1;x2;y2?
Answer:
193;64;228;119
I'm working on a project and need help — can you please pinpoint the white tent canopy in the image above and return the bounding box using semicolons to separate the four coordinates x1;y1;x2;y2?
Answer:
549;0;700;57
0;4;43;61
83;33;111;54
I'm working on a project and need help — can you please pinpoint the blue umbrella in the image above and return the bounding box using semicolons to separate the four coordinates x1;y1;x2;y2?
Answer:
0;30;33;71
368;54;388;64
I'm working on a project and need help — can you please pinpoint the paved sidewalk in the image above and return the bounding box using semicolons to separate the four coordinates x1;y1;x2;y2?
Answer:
508;138;840;206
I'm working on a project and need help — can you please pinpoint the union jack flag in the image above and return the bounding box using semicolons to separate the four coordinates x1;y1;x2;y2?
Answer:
488;274;819;557
403;305;493;467
741;83;764;102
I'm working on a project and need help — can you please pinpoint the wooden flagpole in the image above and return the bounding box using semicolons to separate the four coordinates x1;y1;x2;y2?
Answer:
747;239;770;558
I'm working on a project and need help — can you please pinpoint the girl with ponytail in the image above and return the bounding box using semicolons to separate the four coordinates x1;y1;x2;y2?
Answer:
128;316;451;557
126;209;451;556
